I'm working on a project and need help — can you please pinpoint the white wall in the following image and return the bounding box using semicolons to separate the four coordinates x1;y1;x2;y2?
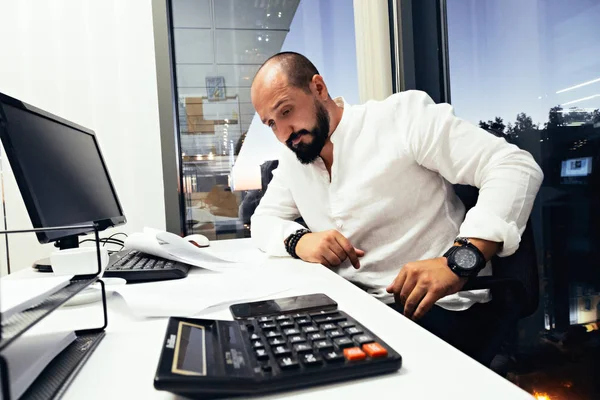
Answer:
0;0;166;274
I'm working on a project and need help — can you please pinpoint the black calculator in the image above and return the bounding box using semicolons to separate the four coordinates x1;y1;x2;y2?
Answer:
153;294;402;398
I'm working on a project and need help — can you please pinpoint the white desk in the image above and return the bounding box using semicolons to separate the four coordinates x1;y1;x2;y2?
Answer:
18;239;534;399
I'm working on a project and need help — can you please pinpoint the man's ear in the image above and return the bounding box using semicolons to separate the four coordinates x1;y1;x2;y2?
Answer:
311;75;329;100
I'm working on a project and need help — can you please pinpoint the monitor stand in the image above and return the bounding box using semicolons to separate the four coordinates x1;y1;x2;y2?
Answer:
32;235;79;272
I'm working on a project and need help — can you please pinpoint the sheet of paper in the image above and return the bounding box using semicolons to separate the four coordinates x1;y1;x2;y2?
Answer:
124;228;261;271
112;269;290;318
200;247;268;265
0;275;73;320
124;231;173;260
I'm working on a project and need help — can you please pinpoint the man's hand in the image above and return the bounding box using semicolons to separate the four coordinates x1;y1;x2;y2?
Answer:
295;230;365;269
386;258;467;320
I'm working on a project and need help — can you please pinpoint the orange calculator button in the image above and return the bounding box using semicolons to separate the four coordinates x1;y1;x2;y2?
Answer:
343;347;366;361
362;342;388;358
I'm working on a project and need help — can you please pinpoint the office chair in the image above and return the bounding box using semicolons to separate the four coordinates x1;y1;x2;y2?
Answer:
455;129;540;368
240;160;306;227
454;184;538;365
238;160;281;224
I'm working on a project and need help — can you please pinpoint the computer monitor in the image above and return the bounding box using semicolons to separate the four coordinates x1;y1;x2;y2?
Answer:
0;92;126;249
560;157;593;185
561;157;592;178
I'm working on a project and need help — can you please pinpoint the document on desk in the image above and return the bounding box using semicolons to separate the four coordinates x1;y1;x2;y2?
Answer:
112;269;290;317
0;275;73;320
124;227;262;271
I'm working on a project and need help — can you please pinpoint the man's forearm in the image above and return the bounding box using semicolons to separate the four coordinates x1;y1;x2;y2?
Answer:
251;214;305;256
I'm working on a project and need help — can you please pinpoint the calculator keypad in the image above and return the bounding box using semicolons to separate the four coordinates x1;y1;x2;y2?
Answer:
245;311;392;376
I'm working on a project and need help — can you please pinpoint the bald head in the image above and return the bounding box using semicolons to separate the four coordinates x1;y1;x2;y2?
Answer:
254;52;320;93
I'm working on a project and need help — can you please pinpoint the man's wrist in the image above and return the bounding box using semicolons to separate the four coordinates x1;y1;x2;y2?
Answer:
444;239;487;278
456;237;500;261
284;229;311;259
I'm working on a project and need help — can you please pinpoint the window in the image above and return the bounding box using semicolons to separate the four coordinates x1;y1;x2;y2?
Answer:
167;0;359;240
446;1;600;398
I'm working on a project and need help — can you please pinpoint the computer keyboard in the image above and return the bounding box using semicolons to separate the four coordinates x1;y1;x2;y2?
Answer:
103;250;191;283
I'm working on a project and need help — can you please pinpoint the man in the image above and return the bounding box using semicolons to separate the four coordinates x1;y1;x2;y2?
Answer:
250;52;543;361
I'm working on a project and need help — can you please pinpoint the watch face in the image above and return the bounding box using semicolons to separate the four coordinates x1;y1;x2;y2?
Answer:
454;248;478;270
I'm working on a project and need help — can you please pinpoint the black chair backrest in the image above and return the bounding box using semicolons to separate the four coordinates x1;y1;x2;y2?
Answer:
260;160;279;192
453;129;539;318
493;220;539;317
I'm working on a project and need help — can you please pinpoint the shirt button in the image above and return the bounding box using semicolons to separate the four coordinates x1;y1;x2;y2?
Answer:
336;220;343;228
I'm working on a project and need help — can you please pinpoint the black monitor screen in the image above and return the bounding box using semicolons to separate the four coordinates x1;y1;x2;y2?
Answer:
0;94;125;243
561;157;592;178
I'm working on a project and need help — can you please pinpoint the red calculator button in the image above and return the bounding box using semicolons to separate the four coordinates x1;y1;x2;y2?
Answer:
362;342;388;358
343;347;366;361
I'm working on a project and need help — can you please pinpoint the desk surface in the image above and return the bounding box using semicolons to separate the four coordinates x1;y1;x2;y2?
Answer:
17;239;533;400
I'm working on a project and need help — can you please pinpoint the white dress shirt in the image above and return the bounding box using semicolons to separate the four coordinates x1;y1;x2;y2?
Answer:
251;91;543;310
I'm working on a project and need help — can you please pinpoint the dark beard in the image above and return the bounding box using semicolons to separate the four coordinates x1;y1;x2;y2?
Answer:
285;102;330;164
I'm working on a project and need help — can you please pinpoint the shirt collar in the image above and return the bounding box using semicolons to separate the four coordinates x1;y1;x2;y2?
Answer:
329;97;350;144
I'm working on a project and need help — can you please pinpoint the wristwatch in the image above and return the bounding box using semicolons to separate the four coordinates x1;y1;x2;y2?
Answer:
443;237;486;278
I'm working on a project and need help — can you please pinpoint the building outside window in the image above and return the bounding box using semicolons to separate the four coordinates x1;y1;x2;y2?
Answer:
446;1;600;398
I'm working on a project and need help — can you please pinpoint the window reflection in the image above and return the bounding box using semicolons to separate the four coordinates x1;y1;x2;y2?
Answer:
169;0;359;240
447;1;600;398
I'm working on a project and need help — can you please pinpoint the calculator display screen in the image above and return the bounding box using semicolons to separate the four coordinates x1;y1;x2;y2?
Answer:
172;322;206;376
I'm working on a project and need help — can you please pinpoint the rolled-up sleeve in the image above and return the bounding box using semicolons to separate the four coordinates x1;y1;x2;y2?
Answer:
401;91;544;257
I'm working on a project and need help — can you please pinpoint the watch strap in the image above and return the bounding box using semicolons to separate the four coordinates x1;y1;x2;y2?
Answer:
443;245;458;258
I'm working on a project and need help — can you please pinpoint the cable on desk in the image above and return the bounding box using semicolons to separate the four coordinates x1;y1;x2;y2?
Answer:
106;232;128;242
79;238;125;249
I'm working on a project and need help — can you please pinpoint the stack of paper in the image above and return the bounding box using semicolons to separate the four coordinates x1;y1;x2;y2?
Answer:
0;330;76;399
1;276;73;320
124;228;260;271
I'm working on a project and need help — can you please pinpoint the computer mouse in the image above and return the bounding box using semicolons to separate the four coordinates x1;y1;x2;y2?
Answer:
185;234;210;248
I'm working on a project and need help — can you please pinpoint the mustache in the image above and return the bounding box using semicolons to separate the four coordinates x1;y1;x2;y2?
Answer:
286;130;311;147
